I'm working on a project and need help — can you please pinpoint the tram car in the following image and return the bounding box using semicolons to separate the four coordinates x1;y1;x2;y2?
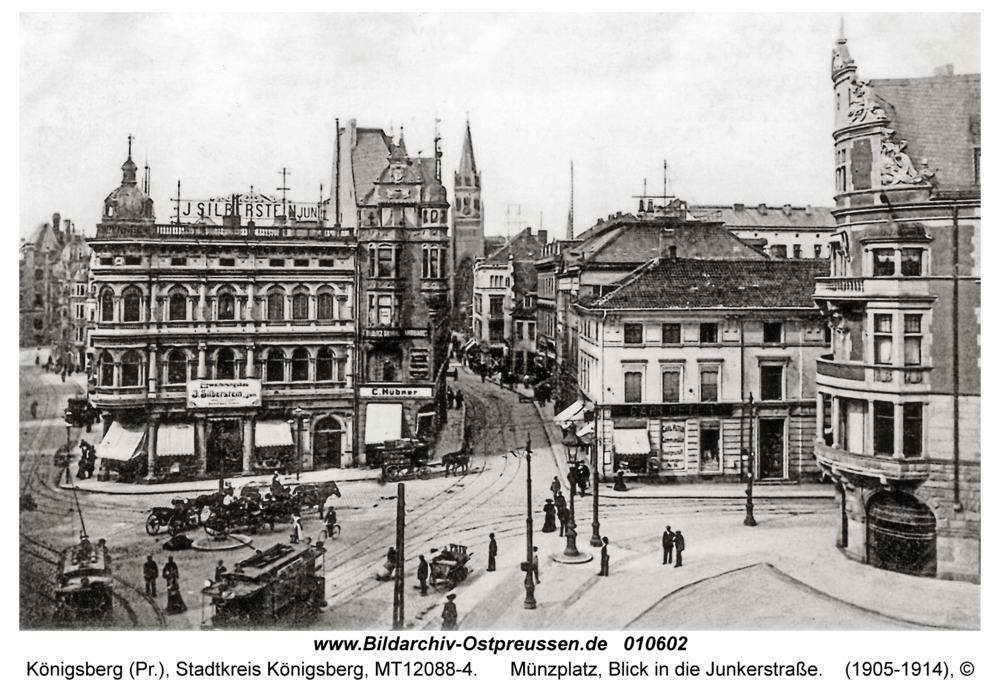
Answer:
200;541;326;628
54;535;113;622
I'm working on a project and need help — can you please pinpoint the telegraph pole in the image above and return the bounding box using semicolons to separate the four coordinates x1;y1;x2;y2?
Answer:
524;435;536;609
393;483;406;628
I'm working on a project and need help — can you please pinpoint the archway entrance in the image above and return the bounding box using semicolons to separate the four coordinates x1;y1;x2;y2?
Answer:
207;419;243;474
313;417;342;469
866;491;937;578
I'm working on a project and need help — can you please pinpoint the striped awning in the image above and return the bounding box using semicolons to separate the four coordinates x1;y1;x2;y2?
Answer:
554;400;586;426
96;421;146;461
156;423;195;457
255;420;294;448
613;429;650;455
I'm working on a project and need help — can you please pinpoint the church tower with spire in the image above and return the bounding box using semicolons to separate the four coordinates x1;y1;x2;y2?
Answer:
452;119;485;328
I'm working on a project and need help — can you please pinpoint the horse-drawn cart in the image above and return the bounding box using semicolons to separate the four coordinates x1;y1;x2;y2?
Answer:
375;439;430;482
429;544;473;587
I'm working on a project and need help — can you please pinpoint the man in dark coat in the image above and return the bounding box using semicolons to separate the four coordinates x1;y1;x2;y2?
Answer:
566;465;578;498
674;530;685;567
598;537;610;576
487;533;497;572
162;556;180;585
442;593;458;630
214;560;227;583
557;504;569;537
662;525;675;565
143;555;158;597
576;463;590;496
550;476;561;497
447;387;455;409
417;555;429;595
454;390;464;409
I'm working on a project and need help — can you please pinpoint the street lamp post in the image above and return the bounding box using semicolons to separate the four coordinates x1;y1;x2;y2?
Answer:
744;394;757;527
64;416;73;487
523;435;536;609
561;423;581;557
294;407;304;481
589;433;602;548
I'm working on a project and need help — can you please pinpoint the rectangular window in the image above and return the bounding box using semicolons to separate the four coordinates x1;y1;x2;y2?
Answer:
294;258;309;267
903;402;923;457
422;247;443;278
318;258;334;268
771;245;787;259
874;314;893;365
661;370;680;403
662;324;681;344
100;256;113;266
75;304;85;319
489;296;503;317
624;323;643;344
377;247;395;277
624;372;643;403
317;294;334;320
700;368;719;402
873;401;894;456
292;294;309;320
873;249;896;277
528;323;535;341
269;258;285;267
219;257;235;267
760;364;783;401
699;421;721;471
904;314;922;366
373;295;393;326
793;244;802;259
814;245;823;258
763;322;782;344
900;248;923;277
171;257;187;266
124;256;141;265
699;323;718;343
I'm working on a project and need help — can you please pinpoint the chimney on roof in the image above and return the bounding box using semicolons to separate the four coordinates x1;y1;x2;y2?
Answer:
805;204;814;216
933;64;954;77
734;203;744;212
597;217;604;224
757;204;768;215
783;204;792;216
537;228;547;246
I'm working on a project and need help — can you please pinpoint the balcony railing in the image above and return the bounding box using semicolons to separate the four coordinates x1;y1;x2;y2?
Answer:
96;223;356;242
814;276;932;300
815;442;929;482
815;277;865;295
816;355;865;381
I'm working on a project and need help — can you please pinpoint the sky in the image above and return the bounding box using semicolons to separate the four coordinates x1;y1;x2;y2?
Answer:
19;13;981;242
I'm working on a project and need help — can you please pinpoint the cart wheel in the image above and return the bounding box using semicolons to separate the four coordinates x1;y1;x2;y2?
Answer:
418;467;430;480
145;514;161;536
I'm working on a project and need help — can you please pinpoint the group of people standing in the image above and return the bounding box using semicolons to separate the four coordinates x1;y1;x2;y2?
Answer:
142;554;187;615
445;387;464;410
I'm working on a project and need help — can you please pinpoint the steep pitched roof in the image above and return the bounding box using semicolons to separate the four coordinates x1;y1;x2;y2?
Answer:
872;73;980;190
351;128;392;204
580;259;827;310
457;120;477;179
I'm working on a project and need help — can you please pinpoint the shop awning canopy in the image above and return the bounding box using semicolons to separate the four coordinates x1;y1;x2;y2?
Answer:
614;428;651;455
463;339;478;352
575;422;594;439
255;420;294;448
365;403;403;445
156;423;195;457
96;421;146;461
554;400;586;426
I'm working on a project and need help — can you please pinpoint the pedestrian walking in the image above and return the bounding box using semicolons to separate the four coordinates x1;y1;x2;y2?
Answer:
441;593;458;631
479;368;485;384
454;390;464;409
576;462;590;496
447;387;455;409
417;555;429;595
566;466;578;498
165;577;187;614
45;355;52;372
662;525;675;565
557;504;569;537
614;469;628;492
214;560;227;583
143;555;158;597
531;546;540;584
30;400;38;419
550;476;561;497
162;556;180;585
487;533;497;572
674;531;685;567
541;499;557;533
598;537;610;576
290;513;303;543
35;354;40;366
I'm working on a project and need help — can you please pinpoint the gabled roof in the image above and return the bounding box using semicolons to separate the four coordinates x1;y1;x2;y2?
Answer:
579;258;827;311
351;128;392;204
871;73;980;190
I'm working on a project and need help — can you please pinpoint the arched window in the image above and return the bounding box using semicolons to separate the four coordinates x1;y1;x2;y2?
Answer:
218;292;236;321
216;348;236;380
292;293;309;320
167;350;188;384
122;287;142;322
291;347;310;381
169;292;187;321
121;351;141;387
266;348;285;382
316;347;334;381
267;291;285;321
317;292;335;320
99;352;115;387
100;290;114;322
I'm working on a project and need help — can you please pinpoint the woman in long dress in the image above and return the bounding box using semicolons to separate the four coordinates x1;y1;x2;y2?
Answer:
165;577;187;614
541;500;557;533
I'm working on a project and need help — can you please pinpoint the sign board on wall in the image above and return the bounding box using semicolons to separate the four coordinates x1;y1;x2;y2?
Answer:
177;192;325;224
187;380;262;409
360;386;433;399
660;421;687;469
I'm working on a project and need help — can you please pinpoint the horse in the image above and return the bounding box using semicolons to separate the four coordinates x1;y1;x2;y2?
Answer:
443;452;470;477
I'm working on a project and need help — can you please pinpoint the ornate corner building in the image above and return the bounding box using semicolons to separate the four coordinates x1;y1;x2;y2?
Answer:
813;32;980;582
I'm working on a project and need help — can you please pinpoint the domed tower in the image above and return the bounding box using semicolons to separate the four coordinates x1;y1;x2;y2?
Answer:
101;139;155;226
452;119;485;328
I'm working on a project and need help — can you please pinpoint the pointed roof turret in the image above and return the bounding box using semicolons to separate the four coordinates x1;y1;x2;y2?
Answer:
458;119;477;182
831;18;855;79
102;137;154;223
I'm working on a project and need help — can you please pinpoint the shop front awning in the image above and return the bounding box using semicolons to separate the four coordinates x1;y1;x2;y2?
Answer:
156;423;195;457
613;429;651;455
255;420;294;448
96;421;146;461
365;403;403;445
463;339;478;352
575;422;594;439
554;400;586;426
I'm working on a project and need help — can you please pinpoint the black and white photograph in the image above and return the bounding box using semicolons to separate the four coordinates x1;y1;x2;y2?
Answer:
17;9;983;685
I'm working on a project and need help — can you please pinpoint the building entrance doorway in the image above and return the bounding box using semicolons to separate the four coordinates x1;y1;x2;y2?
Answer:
313;417;342;469
866;491;937;578
207;419;243;474
758;419;785;479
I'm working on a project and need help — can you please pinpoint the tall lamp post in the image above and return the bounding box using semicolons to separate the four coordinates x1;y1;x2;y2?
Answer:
589;429;602;548
293;407;304;481
64;414;73;487
523;435;536;609
744;394;757;527
561;424;581;557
